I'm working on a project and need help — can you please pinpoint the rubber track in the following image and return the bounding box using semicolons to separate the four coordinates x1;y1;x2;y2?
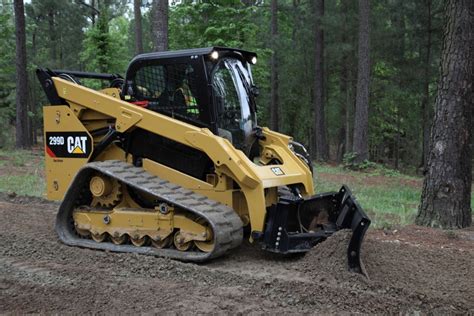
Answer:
55;160;243;262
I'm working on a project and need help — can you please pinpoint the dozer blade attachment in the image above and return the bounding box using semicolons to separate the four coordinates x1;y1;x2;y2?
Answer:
262;185;371;273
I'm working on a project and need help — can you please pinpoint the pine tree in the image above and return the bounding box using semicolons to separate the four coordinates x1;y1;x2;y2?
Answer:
312;0;328;160
152;0;168;51
270;0;279;131
134;0;144;55
420;0;433;169
352;0;370;163
14;0;31;148
417;0;473;228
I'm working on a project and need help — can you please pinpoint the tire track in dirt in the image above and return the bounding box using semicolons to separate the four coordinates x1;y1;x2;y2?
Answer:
0;196;472;314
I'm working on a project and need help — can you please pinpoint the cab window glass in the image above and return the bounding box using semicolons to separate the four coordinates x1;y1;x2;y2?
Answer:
133;63;200;119
134;65;165;99
213;65;241;125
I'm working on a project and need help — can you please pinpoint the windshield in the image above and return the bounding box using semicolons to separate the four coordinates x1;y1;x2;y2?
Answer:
211;58;257;155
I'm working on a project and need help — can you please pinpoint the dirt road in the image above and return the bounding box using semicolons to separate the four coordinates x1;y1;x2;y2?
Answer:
0;195;472;314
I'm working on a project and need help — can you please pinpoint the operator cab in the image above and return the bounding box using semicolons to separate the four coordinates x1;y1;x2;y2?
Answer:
122;47;259;155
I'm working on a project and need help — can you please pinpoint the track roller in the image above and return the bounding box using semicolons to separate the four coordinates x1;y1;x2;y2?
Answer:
55;161;243;262
174;231;192;251
151;236;173;249
130;235;148;247
91;232;107;242
110;234;128;245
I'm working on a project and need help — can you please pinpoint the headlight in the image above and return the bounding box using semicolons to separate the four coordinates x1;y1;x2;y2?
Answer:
210;51;219;60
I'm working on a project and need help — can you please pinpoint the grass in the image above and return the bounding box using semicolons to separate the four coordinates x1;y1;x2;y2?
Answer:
0;148;45;197
315;164;474;228
314;163;421;229
0;148;471;228
347;185;419;229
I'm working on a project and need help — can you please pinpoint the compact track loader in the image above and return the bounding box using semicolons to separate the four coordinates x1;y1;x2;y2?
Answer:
38;47;370;272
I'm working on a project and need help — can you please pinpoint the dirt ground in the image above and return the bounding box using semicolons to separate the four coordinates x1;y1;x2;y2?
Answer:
0;194;472;314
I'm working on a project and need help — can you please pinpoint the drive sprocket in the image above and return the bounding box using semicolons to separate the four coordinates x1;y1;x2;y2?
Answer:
55;160;243;262
90;174;122;208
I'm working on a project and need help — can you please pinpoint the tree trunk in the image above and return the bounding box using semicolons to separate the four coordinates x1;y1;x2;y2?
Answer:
91;0;96;26
416;0;473;229
345;79;352;155
352;0;370;163
30;28;38;145
337;0;350;163
393;1;405;170
336;68;346;163
134;0;144;55
347;44;358;153
270;0;279;131
48;10;56;65
151;0;168;52
312;0;328;160
14;0;31;148
421;0;433;170
394;112;400;169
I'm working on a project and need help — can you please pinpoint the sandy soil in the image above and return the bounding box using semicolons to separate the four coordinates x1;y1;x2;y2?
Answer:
0;194;472;314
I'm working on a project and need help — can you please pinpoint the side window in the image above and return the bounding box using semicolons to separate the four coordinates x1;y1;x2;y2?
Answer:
133;63;200;119
169;64;199;116
134;65;166;100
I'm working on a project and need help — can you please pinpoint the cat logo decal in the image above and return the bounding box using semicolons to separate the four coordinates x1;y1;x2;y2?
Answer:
46;132;92;159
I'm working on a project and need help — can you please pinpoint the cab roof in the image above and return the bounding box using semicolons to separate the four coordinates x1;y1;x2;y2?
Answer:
130;46;257;64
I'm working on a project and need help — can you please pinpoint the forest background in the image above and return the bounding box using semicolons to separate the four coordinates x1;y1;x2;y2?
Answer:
0;0;448;173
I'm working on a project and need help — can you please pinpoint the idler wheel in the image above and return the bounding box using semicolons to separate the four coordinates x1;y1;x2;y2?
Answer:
76;228;90;238
194;219;215;253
